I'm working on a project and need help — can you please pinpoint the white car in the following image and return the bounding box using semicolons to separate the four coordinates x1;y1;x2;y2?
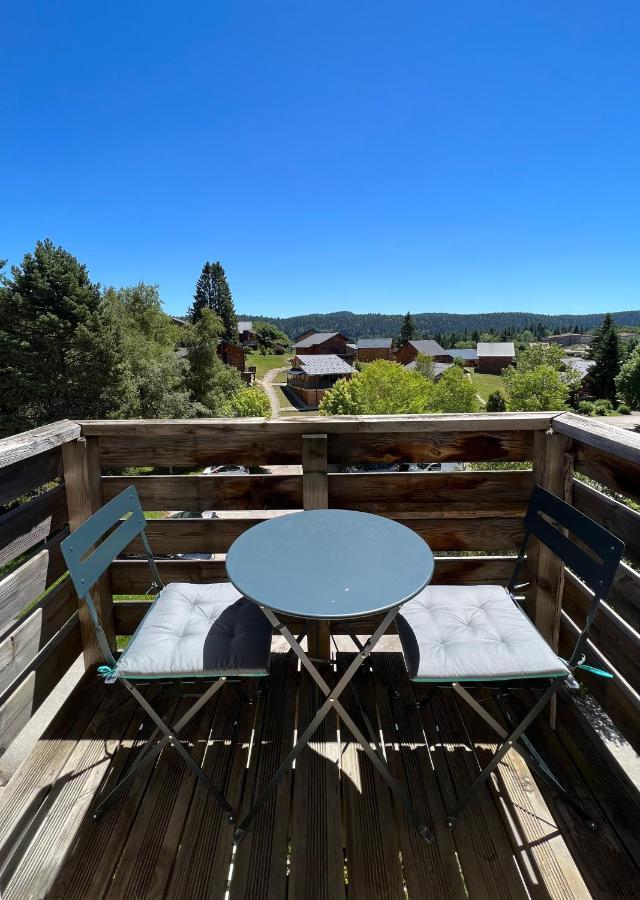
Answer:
202;465;249;475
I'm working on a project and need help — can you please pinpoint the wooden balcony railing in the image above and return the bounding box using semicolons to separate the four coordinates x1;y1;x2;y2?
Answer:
1;411;639;762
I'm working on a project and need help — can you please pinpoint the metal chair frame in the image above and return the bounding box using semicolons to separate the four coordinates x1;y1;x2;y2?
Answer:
61;487;242;823
438;485;624;829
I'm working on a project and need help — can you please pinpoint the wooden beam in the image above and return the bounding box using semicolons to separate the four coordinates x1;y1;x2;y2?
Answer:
573;479;640;568
0;549;49;635
0;448;63;507
303;434;330;659
62;437;115;668
0;420;80;470
0;485;68;568
531;430;574;651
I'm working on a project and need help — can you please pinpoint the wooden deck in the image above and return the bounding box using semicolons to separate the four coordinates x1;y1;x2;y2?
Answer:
1;643;639;899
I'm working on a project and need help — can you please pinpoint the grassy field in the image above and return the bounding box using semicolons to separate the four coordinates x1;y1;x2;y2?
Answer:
246;351;291;379
471;372;506;405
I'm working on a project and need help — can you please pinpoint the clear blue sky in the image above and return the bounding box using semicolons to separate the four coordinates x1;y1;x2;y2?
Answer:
2;1;639;318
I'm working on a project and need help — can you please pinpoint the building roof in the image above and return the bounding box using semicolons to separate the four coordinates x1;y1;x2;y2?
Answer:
448;348;478;361
476;342;516;357
357;337;393;349
405;361;453;378
237;320;253;332
409;339;447;356
292;354;354;375
294;331;347;348
563;357;595;377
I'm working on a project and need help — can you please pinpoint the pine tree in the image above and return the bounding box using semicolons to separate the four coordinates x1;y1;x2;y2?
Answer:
399;311;415;345
590;313;621;401
189;261;237;340
0;239;127;435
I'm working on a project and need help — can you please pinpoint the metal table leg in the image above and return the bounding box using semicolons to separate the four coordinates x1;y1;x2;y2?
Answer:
234;607;434;844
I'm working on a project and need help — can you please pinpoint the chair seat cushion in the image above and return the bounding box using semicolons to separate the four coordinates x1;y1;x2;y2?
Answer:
115;582;272;679
397;585;569;682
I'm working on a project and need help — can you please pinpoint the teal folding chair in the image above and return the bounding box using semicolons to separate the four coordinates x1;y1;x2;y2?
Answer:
396;486;624;829
61;486;273;822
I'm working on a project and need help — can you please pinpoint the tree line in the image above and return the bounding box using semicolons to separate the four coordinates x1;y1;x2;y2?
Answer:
0;240;269;437
245;309;640;341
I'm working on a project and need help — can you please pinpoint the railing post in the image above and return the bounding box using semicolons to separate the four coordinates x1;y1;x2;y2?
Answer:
303;434;330;659
62;436;116;668
532;430;574;651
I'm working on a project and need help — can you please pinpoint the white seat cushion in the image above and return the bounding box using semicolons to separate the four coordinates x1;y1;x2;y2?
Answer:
397;585;569;682
115;582;272;679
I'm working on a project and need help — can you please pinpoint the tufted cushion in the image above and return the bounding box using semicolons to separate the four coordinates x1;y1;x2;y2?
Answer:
397;585;569;682
115;582;272;679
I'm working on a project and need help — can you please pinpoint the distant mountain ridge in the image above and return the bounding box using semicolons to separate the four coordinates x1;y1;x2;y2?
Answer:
239;309;640;340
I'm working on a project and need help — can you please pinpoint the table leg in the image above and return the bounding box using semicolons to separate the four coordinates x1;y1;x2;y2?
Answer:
234;608;434;844
307;620;331;660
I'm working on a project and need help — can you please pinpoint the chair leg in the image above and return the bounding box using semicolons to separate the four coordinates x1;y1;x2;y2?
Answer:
92;678;234;822
447;679;565;828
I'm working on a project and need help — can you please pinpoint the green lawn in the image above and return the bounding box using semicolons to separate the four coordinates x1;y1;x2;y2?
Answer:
246;351;291;379
471;372;506;405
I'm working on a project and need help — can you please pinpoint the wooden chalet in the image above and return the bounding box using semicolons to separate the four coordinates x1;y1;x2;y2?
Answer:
1;413;640;898
287;353;354;408
217;339;246;373
237;320;257;346
357;337;393;362
395;339;452;366
476;341;516;374
293;330;356;360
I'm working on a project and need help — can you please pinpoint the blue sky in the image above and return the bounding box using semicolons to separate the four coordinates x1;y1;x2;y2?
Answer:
2;1;639;318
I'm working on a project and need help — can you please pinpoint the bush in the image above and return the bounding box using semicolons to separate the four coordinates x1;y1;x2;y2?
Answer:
577;400;594;416
617;403;631;415
593;399;613;416
486;390;507;412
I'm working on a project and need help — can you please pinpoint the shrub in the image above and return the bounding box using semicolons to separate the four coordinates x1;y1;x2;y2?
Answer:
593;399;613;415
486;390;507;412
617;403;631;415
577;400;595;416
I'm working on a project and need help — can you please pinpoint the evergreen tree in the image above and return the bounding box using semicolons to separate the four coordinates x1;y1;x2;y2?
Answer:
189;261;237;339
590;313;621;400
398;311;415;345
0;239;127;435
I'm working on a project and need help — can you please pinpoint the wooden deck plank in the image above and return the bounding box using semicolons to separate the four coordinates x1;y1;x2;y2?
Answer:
423;687;530;900
229;652;297;900
1;682;138;900
47;688;178;899
166;681;257;900
289;660;345;900
104;694;216;899
454;690;590;900
375;652;467;899
338;653;404;900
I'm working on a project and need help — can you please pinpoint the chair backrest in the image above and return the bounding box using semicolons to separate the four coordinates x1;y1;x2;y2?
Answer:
62;486;147;598
523;485;624;600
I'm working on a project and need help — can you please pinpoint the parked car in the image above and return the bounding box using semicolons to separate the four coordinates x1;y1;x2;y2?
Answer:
202;465;249;475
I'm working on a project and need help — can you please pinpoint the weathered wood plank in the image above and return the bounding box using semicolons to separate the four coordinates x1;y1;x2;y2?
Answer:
607;560;640;635
532;431;573;652
559;614;640;753
553;411;640;466
0;550;50;635
573;479;640;568
81;412;556;436
230;652;297;900
0;486;68;568
375;653;466;899
133;513;525;556
0;579;77;694
0;615;81;757
455;691;590;900
563;569;640;694
84;416;544;467
289;671;344;898
0;448;62;507
103;472;303;510
0;420;80;470
62;436;115;666
111;553;523;597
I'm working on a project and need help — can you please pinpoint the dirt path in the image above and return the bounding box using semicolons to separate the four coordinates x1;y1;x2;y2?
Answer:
260;367;288;417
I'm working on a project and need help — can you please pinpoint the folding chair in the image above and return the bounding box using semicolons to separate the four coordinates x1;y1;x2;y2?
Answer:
61;486;273;823
396;485;624;829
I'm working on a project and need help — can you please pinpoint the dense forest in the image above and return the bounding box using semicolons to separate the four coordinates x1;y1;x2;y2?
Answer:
240;309;640;340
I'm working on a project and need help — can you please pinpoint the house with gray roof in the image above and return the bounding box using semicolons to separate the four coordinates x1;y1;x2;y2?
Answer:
357;337;393;362
476;342;516;374
395;339;450;366
287;354;355;409
293;330;355;360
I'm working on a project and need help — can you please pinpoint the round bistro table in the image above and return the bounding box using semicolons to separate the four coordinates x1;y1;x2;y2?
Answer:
226;508;435;843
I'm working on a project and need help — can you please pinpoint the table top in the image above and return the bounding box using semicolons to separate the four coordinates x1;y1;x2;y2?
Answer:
225;509;434;620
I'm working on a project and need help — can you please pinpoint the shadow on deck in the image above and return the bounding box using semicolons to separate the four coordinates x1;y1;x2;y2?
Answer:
1;646;640;899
